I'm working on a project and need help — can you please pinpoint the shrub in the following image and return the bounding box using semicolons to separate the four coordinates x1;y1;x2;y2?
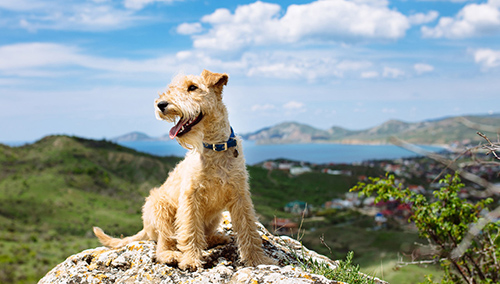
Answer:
351;173;500;284
300;251;376;284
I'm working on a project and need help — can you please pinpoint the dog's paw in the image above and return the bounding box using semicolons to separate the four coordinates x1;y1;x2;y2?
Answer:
178;255;204;271
156;250;182;265
243;254;277;267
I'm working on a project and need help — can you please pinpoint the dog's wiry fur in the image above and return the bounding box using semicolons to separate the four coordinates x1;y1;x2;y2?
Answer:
93;70;275;271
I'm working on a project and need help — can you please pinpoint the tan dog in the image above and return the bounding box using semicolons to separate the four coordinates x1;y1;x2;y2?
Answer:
93;70;274;271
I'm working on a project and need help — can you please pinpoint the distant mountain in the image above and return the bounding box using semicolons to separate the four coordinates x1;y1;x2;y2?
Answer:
113;114;500;146
112;131;154;141
240;122;332;144
241;114;500;146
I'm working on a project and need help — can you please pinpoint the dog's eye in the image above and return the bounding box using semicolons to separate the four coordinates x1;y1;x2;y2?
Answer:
188;85;198;92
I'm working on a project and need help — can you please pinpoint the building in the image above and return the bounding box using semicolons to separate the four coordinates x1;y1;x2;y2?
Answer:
284;200;312;216
270;218;298;235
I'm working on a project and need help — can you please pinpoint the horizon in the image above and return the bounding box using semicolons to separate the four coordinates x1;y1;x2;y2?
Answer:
117;110;500;138
3;111;498;144
1;0;500;142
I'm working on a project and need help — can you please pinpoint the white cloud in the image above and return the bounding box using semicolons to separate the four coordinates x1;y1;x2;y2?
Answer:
0;0;47;11
473;48;500;69
0;42;178;76
361;71;379;78
0;43;81;70
350;0;389;6
0;78;24;86
382;108;396;113
123;0;177;10
279;0;409;41
283;101;305;110
383;67;405;78
408;11;439;25
190;0;411;51
414;63;435;74
0;42;246;78
1;1;142;31
244;51;374;82
0;42;418;84
337;60;372;71
251;104;276;111
422;0;500;38
194;2;282;51
176;22;203;35
247;63;303;80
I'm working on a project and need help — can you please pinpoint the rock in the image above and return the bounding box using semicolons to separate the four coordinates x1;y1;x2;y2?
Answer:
39;212;387;284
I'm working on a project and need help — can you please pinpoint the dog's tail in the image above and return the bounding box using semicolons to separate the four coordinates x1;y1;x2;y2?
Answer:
93;227;148;248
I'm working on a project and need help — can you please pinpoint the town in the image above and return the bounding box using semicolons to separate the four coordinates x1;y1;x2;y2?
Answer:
261;149;500;235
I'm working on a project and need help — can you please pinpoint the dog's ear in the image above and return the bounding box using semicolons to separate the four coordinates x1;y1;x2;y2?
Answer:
202;69;228;97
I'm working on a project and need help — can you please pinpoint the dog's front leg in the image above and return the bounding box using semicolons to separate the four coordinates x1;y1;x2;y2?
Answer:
228;188;276;267
175;188;207;271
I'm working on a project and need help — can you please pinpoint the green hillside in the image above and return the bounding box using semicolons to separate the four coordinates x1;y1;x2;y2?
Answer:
0;136;182;283
1;135;429;283
0;135;374;283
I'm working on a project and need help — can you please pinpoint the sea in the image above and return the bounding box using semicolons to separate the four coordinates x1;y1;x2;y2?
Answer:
115;140;445;165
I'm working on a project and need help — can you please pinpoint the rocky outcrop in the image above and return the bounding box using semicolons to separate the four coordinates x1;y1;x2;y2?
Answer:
39;212;386;284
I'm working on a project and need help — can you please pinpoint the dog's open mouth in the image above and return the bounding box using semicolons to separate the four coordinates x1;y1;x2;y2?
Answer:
169;113;203;139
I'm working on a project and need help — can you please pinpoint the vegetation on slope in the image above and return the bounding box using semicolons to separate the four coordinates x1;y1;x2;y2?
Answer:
0;135;180;283
353;174;500;283
2;135;369;282
0;135;432;283
248;163;382;222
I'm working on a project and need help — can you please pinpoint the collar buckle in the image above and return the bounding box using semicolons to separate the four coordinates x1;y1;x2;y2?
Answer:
203;127;237;152
214;142;228;151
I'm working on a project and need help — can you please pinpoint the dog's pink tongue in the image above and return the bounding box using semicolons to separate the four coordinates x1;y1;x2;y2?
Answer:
169;118;187;139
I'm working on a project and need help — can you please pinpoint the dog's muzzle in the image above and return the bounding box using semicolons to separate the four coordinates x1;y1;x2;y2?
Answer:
157;101;168;113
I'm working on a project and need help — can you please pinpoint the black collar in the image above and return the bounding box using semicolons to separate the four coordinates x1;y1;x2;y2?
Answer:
202;127;237;152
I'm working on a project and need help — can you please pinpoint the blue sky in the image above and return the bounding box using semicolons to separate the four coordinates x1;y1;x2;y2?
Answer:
1;0;500;141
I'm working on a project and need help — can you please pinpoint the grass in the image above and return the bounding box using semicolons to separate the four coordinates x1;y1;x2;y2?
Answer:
0;135;179;283
301;251;377;284
363;260;444;284
281;211;440;284
296;210;445;284
0;135;441;283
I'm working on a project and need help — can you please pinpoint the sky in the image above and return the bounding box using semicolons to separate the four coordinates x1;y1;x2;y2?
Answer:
1;0;500;142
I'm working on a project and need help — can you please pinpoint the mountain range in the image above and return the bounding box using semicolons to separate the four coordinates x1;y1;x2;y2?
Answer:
113;114;500;146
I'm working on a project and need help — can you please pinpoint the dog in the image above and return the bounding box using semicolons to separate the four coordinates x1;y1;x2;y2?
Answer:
93;69;275;271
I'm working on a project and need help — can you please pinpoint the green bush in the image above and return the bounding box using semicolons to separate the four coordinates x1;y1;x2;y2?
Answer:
351;173;500;284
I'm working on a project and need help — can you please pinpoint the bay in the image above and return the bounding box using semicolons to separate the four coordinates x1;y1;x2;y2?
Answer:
116;140;444;165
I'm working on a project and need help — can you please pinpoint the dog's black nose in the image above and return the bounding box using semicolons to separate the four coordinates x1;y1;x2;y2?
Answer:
157;101;169;112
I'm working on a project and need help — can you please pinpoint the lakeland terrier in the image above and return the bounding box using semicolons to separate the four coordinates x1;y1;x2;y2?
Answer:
93;70;275;271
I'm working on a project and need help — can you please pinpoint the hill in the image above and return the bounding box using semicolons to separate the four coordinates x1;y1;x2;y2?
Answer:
2;135;452;283
0;135;380;283
112;131;154;141
241;121;333;144
0;136;181;283
112;131;173;142
241;114;500;145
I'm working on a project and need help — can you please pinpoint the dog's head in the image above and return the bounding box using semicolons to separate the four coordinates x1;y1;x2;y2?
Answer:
155;69;229;148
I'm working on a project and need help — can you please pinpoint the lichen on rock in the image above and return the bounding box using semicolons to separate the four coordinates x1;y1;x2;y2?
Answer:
39;212;386;284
